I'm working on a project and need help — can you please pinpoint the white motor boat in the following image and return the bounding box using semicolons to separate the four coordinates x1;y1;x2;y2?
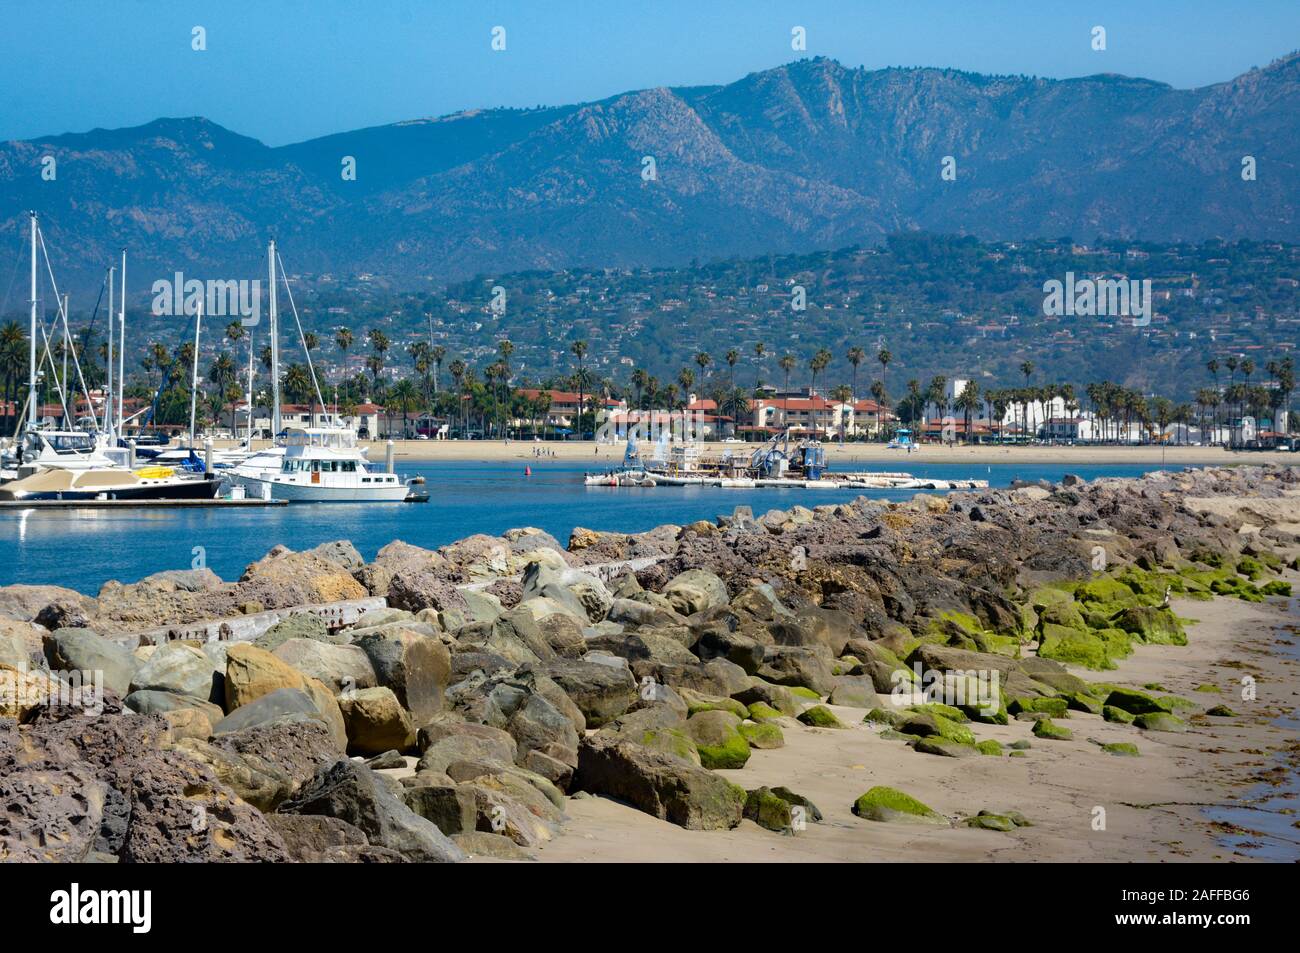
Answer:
227;427;409;501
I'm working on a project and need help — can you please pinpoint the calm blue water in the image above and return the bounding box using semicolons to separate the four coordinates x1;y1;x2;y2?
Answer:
0;461;1178;594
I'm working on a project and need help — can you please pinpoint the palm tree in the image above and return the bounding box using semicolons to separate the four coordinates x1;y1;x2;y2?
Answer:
207;352;238;433
847;346;865;406
1019;361;1035;439
1;321;29;435
955;380;981;443
830;383;853;442
725;348;739;393
778;354;796;431
388;378;420;438
906;379;922;431
431;345;446;395
694;351;712;381
752;342;766;389
631;367;648;411
809;348;831;438
448;358;467;435
571;340;588;439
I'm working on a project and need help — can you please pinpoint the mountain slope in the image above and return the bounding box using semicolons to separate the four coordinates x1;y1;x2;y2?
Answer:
2;54;1298;292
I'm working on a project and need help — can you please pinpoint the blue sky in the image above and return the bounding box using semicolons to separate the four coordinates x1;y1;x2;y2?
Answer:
1;0;1296;145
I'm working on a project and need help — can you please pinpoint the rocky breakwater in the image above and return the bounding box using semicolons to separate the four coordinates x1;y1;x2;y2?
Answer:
1;466;1298;861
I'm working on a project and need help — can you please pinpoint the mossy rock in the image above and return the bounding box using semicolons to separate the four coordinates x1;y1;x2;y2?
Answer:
686;710;752;769
788;686;822;701
1037;601;1089;631
913;737;978;757
1194;683;1222;693
1060;691;1103;715
879;728;911;741
1027;584;1075;609
975;739;1003;756
906;702;968;723
640;727;701;765
960;702;1009;725
1031;718;1073;741
1234;556;1264;580
797;705;846;729
1007;696;1069;718
863;707;903;727
743;787;794;832
684;694;749;719
1039;625;1130;670
852;786;946;825
1157;694;1198;712
1101;705;1135;724
738;720;785;749
1101;742;1141;757
746;702;786;722
1009;750;1027;758
1114;606;1187;646
1133;711;1188;733
965;812;1016;832
770;786;823;824
899;711;976;745
1008;738;1032;750
1077;577;1137;604
1104;687;1170;715
1260;580;1292;597
1205;704;1237;717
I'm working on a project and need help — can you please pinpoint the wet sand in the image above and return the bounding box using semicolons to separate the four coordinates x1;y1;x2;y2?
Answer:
526;577;1300;863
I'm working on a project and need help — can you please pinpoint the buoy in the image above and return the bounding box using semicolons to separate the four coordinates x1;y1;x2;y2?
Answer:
525;466;532;476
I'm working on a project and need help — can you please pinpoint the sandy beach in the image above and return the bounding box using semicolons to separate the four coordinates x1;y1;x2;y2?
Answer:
524;579;1300;863
213;438;1299;468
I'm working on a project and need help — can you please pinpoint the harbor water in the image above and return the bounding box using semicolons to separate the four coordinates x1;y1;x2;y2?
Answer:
0;460;1178;594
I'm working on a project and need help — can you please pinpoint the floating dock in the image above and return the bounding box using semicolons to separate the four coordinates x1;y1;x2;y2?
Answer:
584;469;988;490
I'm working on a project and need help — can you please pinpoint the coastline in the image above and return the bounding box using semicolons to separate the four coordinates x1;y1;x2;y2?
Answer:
213;438;1298;467
524;581;1300;863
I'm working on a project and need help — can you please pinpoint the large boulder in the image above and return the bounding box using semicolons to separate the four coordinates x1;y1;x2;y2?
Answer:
684;709;751;769
278;759;465;862
544;659;637;728
273;638;377;694
574;734;745;830
175;719;338;811
353;628;451;726
756;646;835;695
662;570;729;617
338;687;416;755
129;642;219;702
43;628;137;697
238;548;368;606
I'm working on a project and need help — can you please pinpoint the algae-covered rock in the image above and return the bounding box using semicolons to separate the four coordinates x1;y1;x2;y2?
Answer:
743;787;794;832
1133;711;1188;732
851;786;947;825
746;702;785;722
914;737;977;757
1031;718;1073;741
797;704;847;728
685;710;751;769
1114;606;1187;646
1101;742;1140;756
1007;696;1068;718
863;707;903;727
1102;704;1136;724
966;812;1016;832
738;720;784;749
975;739;1003;756
1104;687;1170;715
640;727;701;765
898;710;976;745
1205;704;1236;717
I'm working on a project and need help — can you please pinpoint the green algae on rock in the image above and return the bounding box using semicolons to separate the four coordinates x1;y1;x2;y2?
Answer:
852;786;947;825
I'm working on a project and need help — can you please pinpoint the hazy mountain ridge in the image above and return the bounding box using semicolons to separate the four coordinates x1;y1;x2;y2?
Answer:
2;54;1298;293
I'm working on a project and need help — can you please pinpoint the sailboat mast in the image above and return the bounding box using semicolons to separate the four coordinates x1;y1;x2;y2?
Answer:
28;212;37;430
189;299;202;449
106;265;115;436
61;293;70;427
269;240;280;436
118;248;126;436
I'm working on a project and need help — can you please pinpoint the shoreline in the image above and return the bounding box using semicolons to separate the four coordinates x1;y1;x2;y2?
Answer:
213;438;1298;467
524;580;1300;863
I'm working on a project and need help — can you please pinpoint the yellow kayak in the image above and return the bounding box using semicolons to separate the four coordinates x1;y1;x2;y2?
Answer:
135;465;176;479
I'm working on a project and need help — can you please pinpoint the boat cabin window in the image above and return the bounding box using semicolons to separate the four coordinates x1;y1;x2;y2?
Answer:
45;433;97;453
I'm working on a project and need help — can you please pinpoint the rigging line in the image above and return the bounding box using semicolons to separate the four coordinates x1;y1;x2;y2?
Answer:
276;250;327;417
36;226;100;431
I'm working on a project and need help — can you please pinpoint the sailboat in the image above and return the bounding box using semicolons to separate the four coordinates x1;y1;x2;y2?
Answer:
0;214;222;501
226;241;412;502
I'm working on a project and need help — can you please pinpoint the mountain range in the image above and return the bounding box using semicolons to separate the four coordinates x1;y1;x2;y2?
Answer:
2;53;1298;294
